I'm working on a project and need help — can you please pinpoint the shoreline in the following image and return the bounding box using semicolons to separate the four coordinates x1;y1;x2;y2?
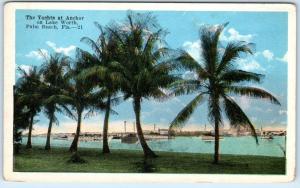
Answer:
20;144;286;158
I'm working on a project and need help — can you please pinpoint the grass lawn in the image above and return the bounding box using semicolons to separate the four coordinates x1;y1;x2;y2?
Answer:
14;146;286;174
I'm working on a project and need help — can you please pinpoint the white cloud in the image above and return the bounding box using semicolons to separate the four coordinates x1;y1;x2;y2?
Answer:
221;28;253;42
255;49;288;65
237;59;265;72
276;51;288;63
25;49;48;60
262;50;274;61
182;40;201;61
18;64;32;74
46;41;76;56
16;64;32;79
46;41;56;48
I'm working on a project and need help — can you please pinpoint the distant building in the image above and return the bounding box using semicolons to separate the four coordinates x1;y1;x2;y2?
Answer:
158;128;169;135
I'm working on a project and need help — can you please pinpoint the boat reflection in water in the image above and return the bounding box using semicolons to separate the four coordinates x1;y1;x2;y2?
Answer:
201;135;224;142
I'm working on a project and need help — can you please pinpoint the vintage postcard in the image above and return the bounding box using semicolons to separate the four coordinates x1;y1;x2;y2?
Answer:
3;2;296;183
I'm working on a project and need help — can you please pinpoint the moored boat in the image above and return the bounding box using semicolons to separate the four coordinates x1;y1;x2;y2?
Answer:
201;135;224;141
121;133;138;144
261;135;274;140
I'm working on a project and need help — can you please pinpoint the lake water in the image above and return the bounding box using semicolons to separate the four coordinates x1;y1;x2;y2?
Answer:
22;136;286;157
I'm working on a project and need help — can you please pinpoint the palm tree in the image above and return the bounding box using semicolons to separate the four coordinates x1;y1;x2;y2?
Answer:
109;11;180;158
63;51;107;153
40;52;70;150
13;85;31;154
170;23;281;164
78;23;122;154
16;66;42;149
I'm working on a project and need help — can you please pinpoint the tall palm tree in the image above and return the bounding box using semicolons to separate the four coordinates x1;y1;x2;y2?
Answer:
170;23;281;164
109;11;180;158
16;66;42;149
40;52;70;150
79;23;122;154
63;51;107;153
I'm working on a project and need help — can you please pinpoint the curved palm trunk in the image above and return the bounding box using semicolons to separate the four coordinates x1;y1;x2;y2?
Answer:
69;111;82;152
133;97;157;158
26;113;34;149
45;113;54;150
102;96;111;154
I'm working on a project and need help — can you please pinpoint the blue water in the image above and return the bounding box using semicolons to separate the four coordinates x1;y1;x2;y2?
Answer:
22;136;285;157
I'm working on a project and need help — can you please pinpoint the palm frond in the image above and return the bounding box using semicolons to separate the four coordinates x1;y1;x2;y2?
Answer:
43;94;74;106
149;88;169;102
223;95;258;144
76;65;108;81
76;48;99;66
200;23;227;73
60;104;77;121
217;42;254;73
94;21;104;33
110;109;119;116
170;93;204;129
80;37;102;57
110;96;124;106
175;50;205;73
169;79;202;96
220;70;264;83
83;108;98;119
227;86;281;105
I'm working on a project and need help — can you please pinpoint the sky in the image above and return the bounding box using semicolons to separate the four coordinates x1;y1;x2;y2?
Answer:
15;10;288;134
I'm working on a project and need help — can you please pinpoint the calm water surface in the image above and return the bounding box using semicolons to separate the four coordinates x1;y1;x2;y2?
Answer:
22;136;285;157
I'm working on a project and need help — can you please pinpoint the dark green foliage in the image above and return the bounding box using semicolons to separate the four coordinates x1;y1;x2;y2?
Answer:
13;86;31;154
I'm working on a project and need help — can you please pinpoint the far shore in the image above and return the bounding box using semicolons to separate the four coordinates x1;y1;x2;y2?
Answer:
26;128;287;138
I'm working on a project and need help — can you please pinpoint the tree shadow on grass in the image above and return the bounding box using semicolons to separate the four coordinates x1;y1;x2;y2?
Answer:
67;152;87;164
133;158;158;173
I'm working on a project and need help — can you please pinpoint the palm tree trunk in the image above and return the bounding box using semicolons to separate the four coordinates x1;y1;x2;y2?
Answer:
69;112;82;152
102;96;111;154
213;120;220;164
211;89;221;164
133;97;157;158
45;113;53;150
26;113;34;149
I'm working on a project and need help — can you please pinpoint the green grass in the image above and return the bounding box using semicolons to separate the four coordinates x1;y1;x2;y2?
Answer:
14;146;286;174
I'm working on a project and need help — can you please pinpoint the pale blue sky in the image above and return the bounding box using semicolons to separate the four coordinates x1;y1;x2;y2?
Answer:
15;10;288;133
